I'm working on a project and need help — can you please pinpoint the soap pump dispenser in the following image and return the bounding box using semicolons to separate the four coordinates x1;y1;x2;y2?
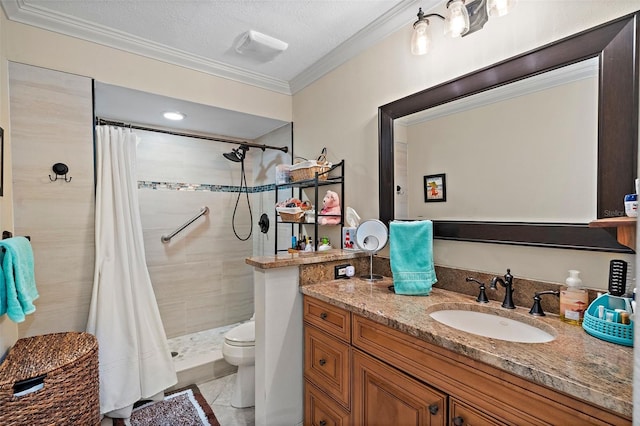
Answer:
560;270;588;325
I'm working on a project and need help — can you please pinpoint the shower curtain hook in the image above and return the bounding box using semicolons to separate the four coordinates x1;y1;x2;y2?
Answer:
49;163;72;182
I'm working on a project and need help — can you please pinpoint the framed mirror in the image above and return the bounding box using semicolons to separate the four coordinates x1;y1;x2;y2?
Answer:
379;13;638;253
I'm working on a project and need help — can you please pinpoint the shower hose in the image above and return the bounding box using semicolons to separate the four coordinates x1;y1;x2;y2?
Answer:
231;159;253;241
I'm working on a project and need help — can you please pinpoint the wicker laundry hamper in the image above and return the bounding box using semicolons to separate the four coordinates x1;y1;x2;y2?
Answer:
0;332;100;425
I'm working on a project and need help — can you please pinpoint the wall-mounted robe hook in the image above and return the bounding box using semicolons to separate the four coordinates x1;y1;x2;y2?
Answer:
49;163;72;182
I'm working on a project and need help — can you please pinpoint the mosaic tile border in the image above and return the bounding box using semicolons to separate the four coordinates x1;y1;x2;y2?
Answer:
138;181;275;193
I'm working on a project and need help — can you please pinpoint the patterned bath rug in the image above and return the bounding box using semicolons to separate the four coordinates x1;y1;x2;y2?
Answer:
111;384;220;426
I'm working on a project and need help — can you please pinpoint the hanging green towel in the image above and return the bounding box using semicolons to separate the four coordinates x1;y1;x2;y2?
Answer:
0;237;38;322
390;220;437;295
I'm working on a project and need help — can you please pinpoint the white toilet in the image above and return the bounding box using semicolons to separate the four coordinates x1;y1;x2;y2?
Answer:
222;320;255;408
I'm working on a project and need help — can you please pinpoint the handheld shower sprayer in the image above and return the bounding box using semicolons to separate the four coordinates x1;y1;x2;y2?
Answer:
223;145;252;241
223;145;249;163
222;142;288;241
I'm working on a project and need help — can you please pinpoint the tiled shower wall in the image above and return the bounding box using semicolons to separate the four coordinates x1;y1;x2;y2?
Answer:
9;61;292;339
10;62;95;338
136;126;291;338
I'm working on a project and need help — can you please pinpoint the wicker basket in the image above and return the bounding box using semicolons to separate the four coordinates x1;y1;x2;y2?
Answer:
277;207;305;222
290;160;330;182
0;332;100;425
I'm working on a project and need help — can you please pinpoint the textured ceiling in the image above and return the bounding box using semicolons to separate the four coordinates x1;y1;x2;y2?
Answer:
2;0;429;94
2;0;440;139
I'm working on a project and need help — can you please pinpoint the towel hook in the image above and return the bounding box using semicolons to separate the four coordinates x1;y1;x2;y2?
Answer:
49;163;72;182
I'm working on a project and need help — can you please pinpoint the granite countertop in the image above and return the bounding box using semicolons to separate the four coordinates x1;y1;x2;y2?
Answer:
300;277;633;419
246;249;366;269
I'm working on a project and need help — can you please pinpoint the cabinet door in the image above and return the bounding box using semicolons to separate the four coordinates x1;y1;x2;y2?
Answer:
450;398;507;426
304;296;351;342
305;325;351;408
352;350;447;426
305;380;351;426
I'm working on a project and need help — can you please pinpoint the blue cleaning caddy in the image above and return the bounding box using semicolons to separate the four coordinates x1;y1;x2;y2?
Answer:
582;293;633;347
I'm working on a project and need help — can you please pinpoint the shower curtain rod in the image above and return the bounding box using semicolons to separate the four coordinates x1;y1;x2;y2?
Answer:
96;118;289;153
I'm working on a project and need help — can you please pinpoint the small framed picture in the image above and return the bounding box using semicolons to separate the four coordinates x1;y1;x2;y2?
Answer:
424;173;446;202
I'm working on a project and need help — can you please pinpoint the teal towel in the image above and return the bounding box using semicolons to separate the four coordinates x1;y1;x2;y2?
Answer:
0;237;38;322
390;220;437;295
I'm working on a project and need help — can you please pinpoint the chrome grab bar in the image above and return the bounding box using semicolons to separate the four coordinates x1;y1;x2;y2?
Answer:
161;206;209;243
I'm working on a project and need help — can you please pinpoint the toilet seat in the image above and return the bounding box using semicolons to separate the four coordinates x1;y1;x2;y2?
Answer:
224;321;255;347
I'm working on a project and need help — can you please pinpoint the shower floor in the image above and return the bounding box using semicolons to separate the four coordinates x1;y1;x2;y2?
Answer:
167;322;246;374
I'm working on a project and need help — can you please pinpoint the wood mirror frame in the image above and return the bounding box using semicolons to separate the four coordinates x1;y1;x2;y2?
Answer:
379;13;638;253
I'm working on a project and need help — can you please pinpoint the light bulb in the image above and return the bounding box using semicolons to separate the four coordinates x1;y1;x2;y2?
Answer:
411;19;431;55
163;111;185;121
487;0;516;17
445;0;469;38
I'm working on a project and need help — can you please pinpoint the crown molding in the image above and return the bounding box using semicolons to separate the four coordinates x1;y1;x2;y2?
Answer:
397;57;599;126
2;0;428;96
290;0;427;94
2;0;292;94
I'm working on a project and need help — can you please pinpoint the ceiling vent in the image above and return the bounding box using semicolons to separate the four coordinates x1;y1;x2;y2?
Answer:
235;30;288;62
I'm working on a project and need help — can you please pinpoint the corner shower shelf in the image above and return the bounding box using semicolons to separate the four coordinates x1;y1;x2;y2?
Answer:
274;160;344;254
589;217;636;251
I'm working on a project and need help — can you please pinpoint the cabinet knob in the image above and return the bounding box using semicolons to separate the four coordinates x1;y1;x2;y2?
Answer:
319;358;327;366
320;312;328;320
453;416;464;426
428;403;439;415
319;421;327;426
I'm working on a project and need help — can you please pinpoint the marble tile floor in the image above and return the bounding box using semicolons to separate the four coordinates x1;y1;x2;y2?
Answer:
199;373;255;426
100;323;255;425
169;323;255;425
168;322;247;372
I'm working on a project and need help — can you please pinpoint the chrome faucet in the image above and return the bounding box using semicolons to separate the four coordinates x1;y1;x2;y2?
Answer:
465;277;489;303
490;269;515;309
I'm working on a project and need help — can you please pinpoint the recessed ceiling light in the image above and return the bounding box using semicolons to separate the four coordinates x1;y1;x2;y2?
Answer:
163;111;185;121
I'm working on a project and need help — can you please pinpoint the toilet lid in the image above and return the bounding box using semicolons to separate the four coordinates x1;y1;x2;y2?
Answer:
224;321;255;346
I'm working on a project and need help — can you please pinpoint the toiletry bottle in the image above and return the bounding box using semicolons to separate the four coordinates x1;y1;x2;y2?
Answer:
559;270;588;325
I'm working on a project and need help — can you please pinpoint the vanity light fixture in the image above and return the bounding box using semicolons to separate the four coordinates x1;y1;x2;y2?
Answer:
445;0;470;38
163;111;185;121
411;0;516;55
486;0;516;17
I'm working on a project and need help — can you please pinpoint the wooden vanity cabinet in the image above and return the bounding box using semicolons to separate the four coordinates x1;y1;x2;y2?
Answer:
352;314;630;426
304;296;446;426
449;398;507;426
304;296;352;425
305;381;351;426
305;325;351;409
352;349;447;425
303;295;630;426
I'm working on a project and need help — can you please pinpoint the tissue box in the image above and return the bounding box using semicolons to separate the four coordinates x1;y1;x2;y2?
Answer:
275;164;292;184
342;227;357;249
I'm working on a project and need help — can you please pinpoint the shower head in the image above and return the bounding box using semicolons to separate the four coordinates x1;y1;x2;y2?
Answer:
223;145;248;162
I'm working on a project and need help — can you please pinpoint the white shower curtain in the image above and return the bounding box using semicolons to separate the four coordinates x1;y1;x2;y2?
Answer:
87;125;177;418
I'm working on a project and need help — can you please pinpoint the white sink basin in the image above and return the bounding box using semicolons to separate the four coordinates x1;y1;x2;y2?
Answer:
430;309;555;343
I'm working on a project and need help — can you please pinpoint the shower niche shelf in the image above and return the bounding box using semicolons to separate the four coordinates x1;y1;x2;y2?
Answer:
274;160;344;254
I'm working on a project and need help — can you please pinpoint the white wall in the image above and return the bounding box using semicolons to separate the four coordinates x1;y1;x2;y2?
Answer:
292;1;639;288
